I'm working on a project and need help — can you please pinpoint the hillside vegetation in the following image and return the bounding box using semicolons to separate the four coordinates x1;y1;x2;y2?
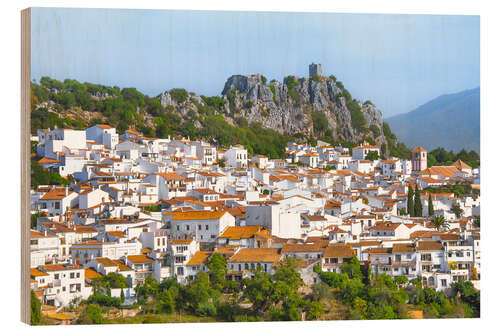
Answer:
31;74;396;159
31;76;478;166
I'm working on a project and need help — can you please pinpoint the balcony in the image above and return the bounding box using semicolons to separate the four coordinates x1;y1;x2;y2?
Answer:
49;279;61;288
391;260;417;267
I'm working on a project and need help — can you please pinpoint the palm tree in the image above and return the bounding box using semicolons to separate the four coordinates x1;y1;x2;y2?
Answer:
430;215;449;231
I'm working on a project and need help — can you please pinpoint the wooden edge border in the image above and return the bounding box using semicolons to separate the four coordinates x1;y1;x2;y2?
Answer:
21;7;31;325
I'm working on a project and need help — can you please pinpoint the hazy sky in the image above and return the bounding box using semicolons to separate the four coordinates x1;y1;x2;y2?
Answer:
31;8;479;117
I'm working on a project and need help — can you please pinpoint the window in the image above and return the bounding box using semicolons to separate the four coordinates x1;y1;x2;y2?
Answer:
76;272;80;278
70;272;75;279
54;274;59;280
176;226;180;231
198;225;201;230
186;225;190;231
205;225;209;230
55;202;60;210
421;254;432;261
441;279;447;287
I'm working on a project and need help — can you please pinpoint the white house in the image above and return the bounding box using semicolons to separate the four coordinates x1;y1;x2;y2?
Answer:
86;125;119;149
32;264;92;309
245;202;302;239
227;248;282;277
352;143;380;161
224;146;248;168
167;210;236;243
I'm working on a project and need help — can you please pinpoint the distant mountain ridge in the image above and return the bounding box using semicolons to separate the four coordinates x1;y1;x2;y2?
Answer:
385;87;480;152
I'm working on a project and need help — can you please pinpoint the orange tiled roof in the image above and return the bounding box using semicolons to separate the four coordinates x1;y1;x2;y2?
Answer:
186;251;213;266
228;248;281;263
38;157;61;164
84;268;103;280
452;160;472;170
126;254;154;264
31;268;49;277
219;226;267;240
323;244;354;258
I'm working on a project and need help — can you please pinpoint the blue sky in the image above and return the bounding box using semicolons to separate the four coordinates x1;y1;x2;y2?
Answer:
31;8;479;117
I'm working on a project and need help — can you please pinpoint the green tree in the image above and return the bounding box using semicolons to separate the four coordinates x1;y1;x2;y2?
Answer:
310;282;332;302
414;187;423;217
369;124;381;137
341;257;363;280
77;304;104;324
428;193;435;216
169;88;188;103
242;268;275;312
311;111;329;136
451;203;464;219
473;216;480;228
30;211;45;229
186;271;213;311
157;289;176;314
307;301;325;320
30;290;41;325
136;276;160;303
350;297;367;319
206;253;228;291
407;186;415;217
452;280;480;317
394;276;408;287
273;258;304;290
341;278;364;304
366;150;379;161
430;215;449;231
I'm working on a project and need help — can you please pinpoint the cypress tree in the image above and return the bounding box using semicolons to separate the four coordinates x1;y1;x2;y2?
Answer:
31;290;41;325
428;193;434;216
407;186;414;217
414;186;423;217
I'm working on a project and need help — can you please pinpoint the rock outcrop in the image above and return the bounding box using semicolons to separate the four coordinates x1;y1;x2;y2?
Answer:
219;72;386;145
156;66;390;153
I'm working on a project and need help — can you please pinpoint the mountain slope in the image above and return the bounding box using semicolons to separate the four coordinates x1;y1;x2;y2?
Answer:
385;88;480;152
31;70;405;158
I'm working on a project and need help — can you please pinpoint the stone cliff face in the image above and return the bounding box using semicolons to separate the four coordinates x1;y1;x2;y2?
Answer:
158;71;389;153
220;73;386;145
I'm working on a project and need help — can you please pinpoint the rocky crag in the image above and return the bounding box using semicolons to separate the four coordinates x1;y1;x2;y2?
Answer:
159;65;389;151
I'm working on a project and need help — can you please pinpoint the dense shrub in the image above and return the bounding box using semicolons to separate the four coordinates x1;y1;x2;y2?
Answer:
169;88;188;103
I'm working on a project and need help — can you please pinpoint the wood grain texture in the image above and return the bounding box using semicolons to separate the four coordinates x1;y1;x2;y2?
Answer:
21;7;31;325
